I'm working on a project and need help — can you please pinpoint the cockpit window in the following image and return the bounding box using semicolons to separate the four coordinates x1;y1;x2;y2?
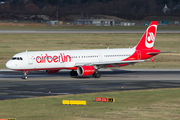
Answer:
12;57;16;60
11;57;23;60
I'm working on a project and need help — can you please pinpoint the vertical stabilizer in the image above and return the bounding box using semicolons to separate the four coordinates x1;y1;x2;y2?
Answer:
135;21;158;50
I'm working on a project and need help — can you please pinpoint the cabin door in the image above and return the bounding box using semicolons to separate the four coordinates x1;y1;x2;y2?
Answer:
27;54;33;65
98;53;102;61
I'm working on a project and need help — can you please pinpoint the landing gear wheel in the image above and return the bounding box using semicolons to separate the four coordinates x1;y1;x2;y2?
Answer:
22;76;28;79
93;73;101;78
93;67;101;78
70;70;78;77
22;71;28;79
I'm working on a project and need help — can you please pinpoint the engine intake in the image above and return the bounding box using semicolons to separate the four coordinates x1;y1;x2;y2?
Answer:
77;66;95;76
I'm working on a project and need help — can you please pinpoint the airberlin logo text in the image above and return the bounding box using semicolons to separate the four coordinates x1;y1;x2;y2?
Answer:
36;53;71;63
147;32;155;44
145;25;156;48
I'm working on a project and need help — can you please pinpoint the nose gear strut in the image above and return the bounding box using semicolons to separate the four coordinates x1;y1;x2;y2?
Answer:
22;71;28;79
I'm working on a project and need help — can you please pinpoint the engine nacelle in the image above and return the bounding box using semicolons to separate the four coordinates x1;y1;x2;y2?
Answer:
77;66;95;76
46;70;59;74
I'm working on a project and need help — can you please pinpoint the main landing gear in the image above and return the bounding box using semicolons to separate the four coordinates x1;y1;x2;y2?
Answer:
22;71;28;79
93;69;101;78
70;70;78;77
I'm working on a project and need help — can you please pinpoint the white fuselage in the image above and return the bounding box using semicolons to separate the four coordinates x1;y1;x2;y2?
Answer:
6;48;136;71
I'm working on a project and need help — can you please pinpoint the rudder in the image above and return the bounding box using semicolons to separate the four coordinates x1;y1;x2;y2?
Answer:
135;21;158;50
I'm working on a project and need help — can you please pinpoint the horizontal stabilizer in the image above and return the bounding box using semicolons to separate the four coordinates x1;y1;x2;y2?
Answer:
147;51;176;55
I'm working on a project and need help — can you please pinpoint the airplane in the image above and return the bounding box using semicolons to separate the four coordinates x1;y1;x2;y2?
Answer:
6;21;162;79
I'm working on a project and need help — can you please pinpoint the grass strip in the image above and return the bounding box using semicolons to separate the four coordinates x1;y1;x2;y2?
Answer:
0;88;180;120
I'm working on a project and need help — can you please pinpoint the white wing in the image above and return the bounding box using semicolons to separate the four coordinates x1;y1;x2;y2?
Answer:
75;60;144;67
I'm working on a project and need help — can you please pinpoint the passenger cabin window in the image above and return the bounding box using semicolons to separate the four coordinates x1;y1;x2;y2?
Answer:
11;57;23;60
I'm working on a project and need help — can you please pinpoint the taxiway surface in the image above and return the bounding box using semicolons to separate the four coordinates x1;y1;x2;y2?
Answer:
0;69;180;100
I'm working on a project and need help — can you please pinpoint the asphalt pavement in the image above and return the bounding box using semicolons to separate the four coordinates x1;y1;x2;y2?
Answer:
0;69;179;100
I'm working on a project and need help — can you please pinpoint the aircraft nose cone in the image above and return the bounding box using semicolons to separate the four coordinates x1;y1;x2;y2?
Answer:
6;61;13;69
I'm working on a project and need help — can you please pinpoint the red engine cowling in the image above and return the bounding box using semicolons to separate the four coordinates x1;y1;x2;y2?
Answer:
46;70;59;74
77;66;95;76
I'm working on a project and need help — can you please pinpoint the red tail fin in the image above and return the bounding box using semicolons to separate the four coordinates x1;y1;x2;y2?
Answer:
136;21;158;50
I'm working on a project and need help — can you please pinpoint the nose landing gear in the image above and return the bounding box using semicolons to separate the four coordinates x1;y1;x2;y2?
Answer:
22;71;28;79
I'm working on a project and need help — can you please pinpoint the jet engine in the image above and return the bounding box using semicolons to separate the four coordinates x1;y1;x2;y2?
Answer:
77;66;95;76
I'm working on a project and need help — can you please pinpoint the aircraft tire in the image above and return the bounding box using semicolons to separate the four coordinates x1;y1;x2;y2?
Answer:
22;76;28;79
70;71;78;76
94;73;101;78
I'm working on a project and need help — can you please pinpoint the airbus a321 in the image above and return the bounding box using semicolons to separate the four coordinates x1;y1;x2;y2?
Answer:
6;21;163;79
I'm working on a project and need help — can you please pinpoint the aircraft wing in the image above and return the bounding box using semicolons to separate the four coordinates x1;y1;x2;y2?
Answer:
75;60;144;66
